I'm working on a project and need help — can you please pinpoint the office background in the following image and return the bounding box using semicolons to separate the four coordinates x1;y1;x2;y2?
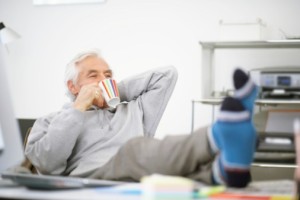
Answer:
0;0;300;138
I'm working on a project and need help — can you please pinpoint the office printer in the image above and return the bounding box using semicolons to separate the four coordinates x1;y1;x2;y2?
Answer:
253;110;296;163
250;67;300;163
250;66;300;99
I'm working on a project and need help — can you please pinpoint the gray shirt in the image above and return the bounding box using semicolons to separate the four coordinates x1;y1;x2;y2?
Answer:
25;66;178;177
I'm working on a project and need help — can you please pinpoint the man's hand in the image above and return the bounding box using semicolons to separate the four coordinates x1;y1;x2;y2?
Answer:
73;83;105;112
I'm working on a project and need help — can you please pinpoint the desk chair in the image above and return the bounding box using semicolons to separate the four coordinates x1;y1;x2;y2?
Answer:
19;127;38;174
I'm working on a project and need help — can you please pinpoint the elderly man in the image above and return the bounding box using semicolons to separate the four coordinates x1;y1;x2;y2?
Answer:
26;49;257;188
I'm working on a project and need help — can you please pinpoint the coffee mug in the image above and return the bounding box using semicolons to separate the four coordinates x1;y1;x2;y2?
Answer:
99;79;120;108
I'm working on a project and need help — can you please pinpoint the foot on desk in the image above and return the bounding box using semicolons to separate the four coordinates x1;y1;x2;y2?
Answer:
209;97;257;188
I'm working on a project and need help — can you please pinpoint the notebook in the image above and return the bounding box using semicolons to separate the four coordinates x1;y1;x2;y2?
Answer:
1;172;128;190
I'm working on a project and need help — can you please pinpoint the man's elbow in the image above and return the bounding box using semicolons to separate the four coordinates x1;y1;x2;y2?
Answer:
24;146;66;175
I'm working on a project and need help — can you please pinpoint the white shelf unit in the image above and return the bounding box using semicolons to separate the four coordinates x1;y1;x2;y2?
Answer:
192;40;300;132
194;40;300;180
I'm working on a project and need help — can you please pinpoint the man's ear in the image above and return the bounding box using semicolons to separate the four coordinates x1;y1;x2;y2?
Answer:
67;80;78;96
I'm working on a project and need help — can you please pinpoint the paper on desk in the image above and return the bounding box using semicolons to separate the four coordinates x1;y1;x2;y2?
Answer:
265;137;292;144
95;180;294;199
265;111;300;133
95;183;142;195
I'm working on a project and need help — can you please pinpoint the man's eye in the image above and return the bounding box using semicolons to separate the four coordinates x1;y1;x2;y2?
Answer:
105;74;112;78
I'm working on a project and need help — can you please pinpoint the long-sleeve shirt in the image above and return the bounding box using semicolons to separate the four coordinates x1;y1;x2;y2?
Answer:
25;66;178;177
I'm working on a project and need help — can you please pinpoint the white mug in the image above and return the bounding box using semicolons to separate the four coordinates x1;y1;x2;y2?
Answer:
99;79;120;108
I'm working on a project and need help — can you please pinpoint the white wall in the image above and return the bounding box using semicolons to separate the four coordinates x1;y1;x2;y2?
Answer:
1;0;300;138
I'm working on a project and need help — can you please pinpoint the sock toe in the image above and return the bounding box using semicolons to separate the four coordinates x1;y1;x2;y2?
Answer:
232;68;258;114
233;68;257;99
233;68;249;90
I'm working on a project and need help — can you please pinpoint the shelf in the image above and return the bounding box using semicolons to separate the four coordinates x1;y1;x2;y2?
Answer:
193;98;223;105
193;98;300;105
256;99;300;105
252;162;297;169
199;40;300;49
193;40;300;134
199;40;300;99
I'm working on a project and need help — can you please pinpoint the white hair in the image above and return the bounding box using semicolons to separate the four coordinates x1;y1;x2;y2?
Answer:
64;49;103;101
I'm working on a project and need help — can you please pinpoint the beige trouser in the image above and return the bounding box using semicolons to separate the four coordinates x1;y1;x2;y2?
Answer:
89;126;215;184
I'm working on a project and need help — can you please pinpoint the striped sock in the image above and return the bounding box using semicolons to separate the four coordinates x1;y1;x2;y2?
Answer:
209;97;257;187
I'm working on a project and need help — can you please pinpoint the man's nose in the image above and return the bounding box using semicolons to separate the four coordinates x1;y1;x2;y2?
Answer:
98;74;107;82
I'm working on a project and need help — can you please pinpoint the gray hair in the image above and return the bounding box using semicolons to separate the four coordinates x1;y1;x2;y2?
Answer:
64;49;103;101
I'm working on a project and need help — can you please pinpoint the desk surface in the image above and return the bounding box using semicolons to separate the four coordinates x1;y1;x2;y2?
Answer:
0;179;295;200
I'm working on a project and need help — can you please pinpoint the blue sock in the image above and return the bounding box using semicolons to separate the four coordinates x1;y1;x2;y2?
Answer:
233;68;258;116
209;97;257;187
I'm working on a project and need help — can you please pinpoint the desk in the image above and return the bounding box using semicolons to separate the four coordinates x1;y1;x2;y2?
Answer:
0;180;295;200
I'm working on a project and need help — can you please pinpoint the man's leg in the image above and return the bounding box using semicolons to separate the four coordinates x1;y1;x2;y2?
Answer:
208;68;258;187
89;126;215;184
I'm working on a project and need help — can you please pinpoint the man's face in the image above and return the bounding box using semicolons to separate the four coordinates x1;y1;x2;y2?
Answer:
71;55;113;108
75;55;112;88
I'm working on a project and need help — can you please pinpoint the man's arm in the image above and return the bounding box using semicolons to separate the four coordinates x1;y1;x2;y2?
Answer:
118;66;178;137
25;107;84;175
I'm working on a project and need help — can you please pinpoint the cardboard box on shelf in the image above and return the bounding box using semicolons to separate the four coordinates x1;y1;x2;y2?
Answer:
218;18;267;41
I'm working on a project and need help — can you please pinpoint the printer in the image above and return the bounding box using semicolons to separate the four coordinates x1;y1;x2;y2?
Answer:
250;67;300;164
250;66;300;99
